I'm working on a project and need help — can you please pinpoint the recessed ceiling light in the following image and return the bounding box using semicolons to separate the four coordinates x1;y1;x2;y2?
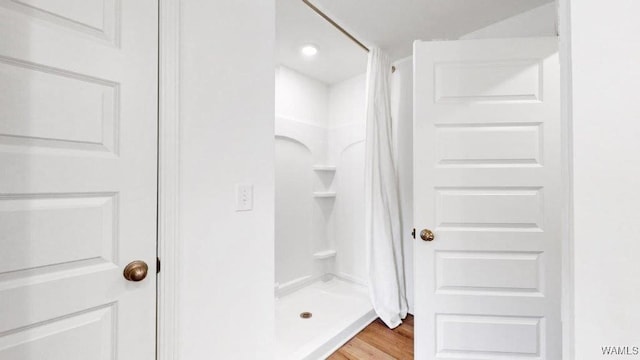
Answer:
301;45;318;57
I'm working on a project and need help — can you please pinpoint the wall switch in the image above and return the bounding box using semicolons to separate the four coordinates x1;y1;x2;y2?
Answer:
235;184;253;211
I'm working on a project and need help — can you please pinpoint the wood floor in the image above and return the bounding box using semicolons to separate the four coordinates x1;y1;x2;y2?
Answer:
328;315;414;360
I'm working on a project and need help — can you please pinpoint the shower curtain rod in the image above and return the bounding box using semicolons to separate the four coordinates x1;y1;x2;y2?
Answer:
301;0;369;52
301;0;396;72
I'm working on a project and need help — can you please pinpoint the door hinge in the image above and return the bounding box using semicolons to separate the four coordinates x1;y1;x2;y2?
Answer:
411;228;416;239
157;257;161;274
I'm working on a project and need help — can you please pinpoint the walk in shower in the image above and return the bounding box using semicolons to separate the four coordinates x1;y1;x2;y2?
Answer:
274;1;376;357
274;65;375;359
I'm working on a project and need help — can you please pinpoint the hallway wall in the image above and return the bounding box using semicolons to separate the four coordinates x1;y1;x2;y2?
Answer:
178;1;275;359
563;0;640;358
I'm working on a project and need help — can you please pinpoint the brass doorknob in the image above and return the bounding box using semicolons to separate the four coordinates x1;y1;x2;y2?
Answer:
123;260;148;282
420;229;435;242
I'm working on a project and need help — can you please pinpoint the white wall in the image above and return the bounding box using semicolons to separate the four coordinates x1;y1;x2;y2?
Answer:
461;2;556;40
178;1;275;359
327;74;367;130
276;66;329;127
564;1;640;358
274;138;314;289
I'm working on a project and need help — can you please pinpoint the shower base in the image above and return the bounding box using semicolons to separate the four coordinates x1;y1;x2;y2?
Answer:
275;277;376;360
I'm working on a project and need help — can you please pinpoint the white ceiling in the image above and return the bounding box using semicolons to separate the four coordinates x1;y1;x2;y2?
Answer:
277;0;554;84
276;0;368;85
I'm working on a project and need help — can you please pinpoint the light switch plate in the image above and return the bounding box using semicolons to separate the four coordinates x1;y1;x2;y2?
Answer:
235;184;253;211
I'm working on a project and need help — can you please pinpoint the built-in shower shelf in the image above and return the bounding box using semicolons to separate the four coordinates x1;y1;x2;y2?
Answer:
313;250;337;260
313;191;336;198
313;165;337;172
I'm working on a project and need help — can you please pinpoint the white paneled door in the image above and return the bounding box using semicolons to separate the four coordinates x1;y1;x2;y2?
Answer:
413;38;561;359
0;1;158;359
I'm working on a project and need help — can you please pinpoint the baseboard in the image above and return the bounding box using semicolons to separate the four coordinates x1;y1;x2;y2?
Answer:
331;272;368;287
275;275;320;298
277;272;368;298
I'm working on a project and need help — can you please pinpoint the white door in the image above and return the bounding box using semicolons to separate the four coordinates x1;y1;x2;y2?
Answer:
413;37;561;359
0;1;157;359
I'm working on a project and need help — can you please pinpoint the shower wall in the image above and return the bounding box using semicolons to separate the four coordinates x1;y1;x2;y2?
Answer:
327;74;367;285
275;65;413;300
275;66;329;294
275;66;329;128
275;66;368;295
275;137;314;289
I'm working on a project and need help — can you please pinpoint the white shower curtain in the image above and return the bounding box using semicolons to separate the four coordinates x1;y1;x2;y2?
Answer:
364;47;408;328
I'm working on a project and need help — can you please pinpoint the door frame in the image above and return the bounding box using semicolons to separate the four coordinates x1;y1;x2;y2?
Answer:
157;0;181;359
558;0;575;358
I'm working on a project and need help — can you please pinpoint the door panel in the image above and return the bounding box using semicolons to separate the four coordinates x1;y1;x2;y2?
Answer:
413;38;561;359
0;1;157;358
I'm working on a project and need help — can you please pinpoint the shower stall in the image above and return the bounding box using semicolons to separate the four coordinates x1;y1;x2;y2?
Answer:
274;66;375;359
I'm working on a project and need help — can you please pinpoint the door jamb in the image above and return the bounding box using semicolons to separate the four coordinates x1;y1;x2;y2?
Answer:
558;0;575;358
157;0;181;359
